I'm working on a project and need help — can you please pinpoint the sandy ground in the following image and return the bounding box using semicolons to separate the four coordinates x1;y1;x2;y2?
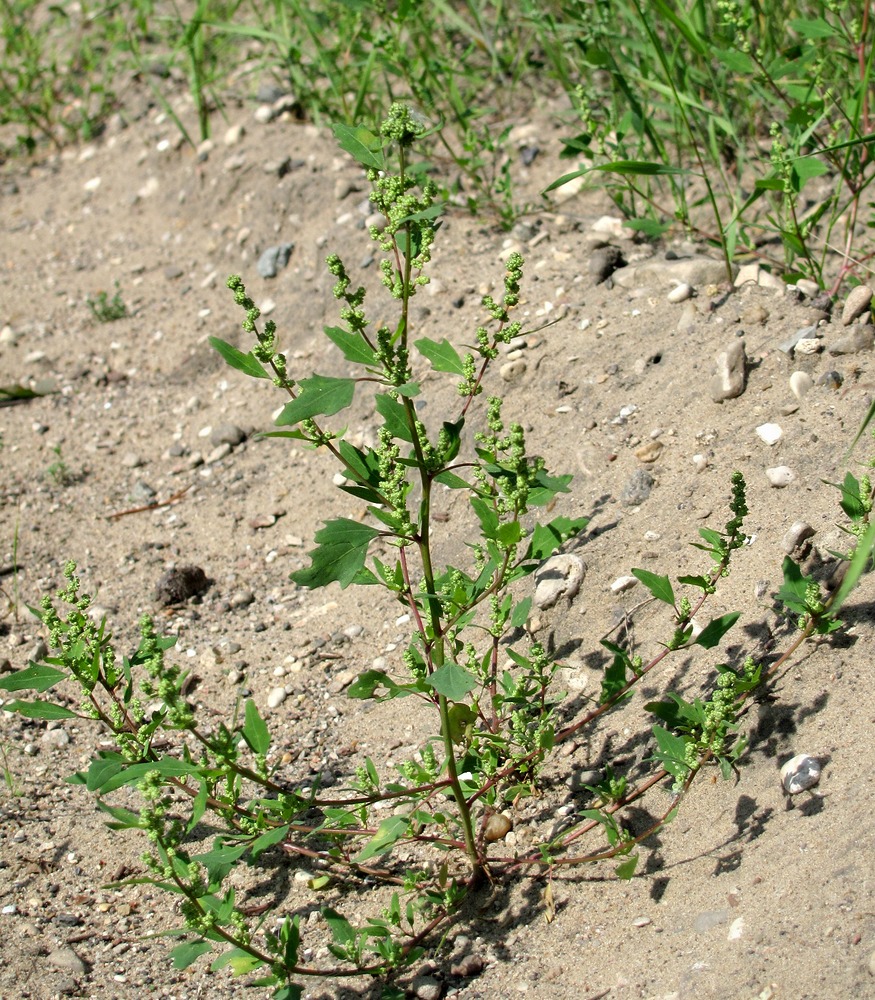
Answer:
1;80;875;1000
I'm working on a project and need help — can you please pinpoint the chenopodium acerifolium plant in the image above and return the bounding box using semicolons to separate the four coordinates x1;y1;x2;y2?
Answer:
218;101;592;882
3;103;860;996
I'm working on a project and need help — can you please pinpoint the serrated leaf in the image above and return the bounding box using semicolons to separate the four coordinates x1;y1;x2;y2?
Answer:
414;337;465;375
242;699;270;754
354;815;409;863
0;662;67;693
429;662;477;700
631;568;675;606
170;939;212;970
330;123;384;170
276;375;356;425
209;336;270;379
651;725;691;782
2;699;77;720
324;326;378;366
694;612;741;649
290;518;381;589
677;574;711;590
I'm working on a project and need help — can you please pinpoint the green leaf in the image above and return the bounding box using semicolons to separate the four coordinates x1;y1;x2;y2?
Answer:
375;392;413;442
250;825;289;859
330;123;384;170
429;662;477;701
433;469;470;490
447;703;477;742
85;756;203;794
211;948;263;976
414;337;466;375
789;16;841;39
694;612;740;649
651;725;692;782
324;326;378;366
276;375;356;424
170;939;212;970
631;569;675;607
194;841;249;885
826;516;875;620
96;802;146;830
355;815;409;863
2;699;78;720
347;669;421;701
510;597;532;628
677;574;711;591
545;160;691;193
290;518;381;589
242;699;270;754
323;907;357;945
0;662;67;693
470;497;499;539
776;556;810;615
615;854;639;880
209;336;270;379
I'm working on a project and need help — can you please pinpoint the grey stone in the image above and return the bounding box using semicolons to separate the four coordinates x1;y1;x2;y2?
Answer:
257;242;295;279
46;946;87;974
620;469;654;506
412;975;443;1000
500;359;527;382
782;521;815;555
841;284;873;325
534;554;586;609
209;423;246;447
153;565;210;606
613;256;734;289
828;326;874;355
710;339;747;402
766;466;794;487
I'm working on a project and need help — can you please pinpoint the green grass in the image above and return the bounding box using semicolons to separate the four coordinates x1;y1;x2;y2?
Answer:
2;2;872;280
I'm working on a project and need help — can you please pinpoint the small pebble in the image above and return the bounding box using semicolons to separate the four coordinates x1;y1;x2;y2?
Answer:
632;916;652;927
781;754;821;794
782;522;815;554
534;554;586;609
500;359;527;382
267;687;287;709
789;371;813;401
756;423;783;446
610;575;638;594
766;466;794;487
710;340;747;402
620;469;654;506
667;282;693;303
841;284;873;325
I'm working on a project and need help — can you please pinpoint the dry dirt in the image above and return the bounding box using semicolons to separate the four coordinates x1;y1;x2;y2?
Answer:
1;82;874;1000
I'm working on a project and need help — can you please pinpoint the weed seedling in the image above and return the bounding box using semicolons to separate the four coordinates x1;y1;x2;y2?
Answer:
87;282;127;323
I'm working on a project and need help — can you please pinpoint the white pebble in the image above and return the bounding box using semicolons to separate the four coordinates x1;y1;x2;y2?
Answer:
789;371;813;401
727;916;745;940
766;466;794;487
781;754;821;794
610;576;638;594
756;423;783;445
267;687;287;709
667;282;693;303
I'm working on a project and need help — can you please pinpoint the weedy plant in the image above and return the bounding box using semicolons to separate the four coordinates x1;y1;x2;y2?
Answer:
546;0;875;290
87;281;128;323
1;105;872;997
